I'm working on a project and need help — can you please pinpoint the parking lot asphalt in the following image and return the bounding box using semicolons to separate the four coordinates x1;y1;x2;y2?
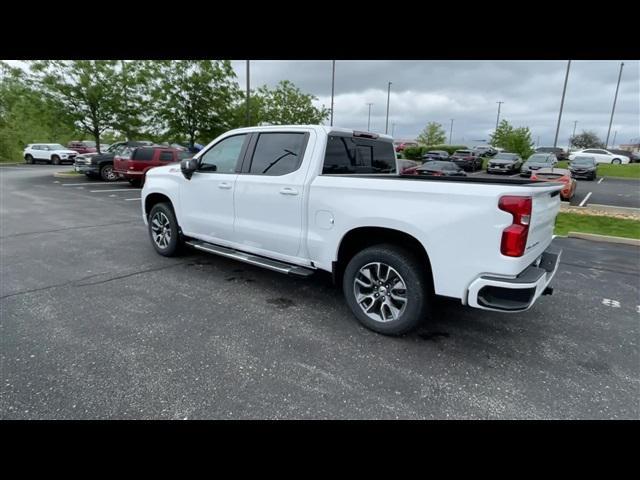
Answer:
1;164;639;419
469;169;640;209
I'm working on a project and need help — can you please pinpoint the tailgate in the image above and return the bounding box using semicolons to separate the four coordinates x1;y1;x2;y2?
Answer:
526;186;561;255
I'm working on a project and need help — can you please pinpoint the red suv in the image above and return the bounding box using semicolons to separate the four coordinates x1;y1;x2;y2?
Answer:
67;141;97;154
113;146;192;186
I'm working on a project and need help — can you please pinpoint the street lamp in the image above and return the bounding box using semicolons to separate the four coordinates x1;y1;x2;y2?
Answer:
449;119;454;144
366;103;373;131
385;81;392;134
553;60;571;148
605;62;624;148
495;101;504;130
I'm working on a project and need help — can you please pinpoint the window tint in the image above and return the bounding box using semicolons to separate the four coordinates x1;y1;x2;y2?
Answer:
248;133;306;175
323;136;396;174
159;151;174;162
178;151;193;160
583;149;597;153
133;148;154;161
199;134;246;173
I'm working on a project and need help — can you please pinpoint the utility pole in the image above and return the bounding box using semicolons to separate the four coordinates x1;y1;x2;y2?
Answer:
536;136;540;147
611;130;617;148
246;60;250;127
367;103;373;131
391;123;396;137
385;81;392;134
330;60;336;126
449;119;454;144
605;62;624;148
553;60;571;148
495;101;504;130
572;120;578;138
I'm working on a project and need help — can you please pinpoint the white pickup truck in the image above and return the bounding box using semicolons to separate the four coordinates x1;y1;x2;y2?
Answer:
141;125;562;335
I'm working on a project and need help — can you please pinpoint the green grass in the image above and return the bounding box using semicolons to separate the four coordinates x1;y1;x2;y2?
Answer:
555;212;640;239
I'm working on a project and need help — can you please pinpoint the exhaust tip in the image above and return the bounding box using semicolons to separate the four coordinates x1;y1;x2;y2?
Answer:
543;286;554;296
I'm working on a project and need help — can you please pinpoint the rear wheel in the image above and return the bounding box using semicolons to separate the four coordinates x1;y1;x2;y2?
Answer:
100;164;118;181
51;155;60;165
611;158;621;165
148;203;183;257
342;244;431;336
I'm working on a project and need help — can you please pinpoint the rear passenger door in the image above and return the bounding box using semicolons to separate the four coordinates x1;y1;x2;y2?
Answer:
233;130;313;261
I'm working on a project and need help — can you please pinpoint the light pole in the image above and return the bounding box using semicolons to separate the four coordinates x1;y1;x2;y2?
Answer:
495;101;504;130
366;103;373;131
391;123;396;137
553;60;571;148
605;62;624;148
330;60;336;126
385;81;392;134
611;130;617;148
449;119;454;144
246;60;250;127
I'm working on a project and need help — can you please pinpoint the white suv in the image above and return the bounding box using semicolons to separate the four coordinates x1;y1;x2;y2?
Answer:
24;144;78;165
568;148;630;165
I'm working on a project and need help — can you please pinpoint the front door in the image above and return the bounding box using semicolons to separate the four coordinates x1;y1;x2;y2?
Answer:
179;134;249;244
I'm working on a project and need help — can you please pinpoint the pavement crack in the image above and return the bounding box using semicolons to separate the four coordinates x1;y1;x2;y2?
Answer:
0;220;139;239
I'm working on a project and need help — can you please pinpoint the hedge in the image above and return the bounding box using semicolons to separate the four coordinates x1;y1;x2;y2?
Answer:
403;144;469;160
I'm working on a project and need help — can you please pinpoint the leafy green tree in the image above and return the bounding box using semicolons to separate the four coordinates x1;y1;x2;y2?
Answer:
112;60;153;141
569;130;605;149
490;119;514;147
489;119;534;159
253;80;329;125
148;60;240;147
416;122;447;146
31;60;128;153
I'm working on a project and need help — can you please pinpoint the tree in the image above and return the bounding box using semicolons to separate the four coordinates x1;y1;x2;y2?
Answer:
31;60;127;153
489;119;534;159
570;130;605;149
416;122;447;146
148;60;241;147
112;60;153;141
253;80;329;125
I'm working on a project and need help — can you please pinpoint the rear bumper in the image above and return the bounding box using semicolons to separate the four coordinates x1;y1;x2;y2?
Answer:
466;245;561;312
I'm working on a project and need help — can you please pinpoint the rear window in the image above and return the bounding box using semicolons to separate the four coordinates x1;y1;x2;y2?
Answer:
248;132;307;175
159;151;174;162
323;136;396;174
132;148;155;161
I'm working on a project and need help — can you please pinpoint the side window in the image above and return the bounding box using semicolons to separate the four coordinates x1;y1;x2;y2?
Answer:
159;151;174;162
199;134;246;173
132;148;154;161
247;132;307;175
583;149;596;154
323;136;397;174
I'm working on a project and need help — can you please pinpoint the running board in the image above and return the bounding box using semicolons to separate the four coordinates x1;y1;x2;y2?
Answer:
185;240;315;277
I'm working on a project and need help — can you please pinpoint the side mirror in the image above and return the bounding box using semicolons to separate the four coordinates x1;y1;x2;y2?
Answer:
181;157;199;180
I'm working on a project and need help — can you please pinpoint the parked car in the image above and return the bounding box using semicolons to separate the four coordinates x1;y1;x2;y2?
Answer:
449;149;482;171
412;161;466;177
608;149;639;163
394;141;419;153
23;143;78;165
568;156;597;180
487;152;523;174
531;168;576;201
397;159;421;174
67;141;97;154
568;148;630;165
74;140;154;181
535;146;568;161
114;146;193;186
141;125;562;336
421;150;449;161
473;145;498;157
520;153;557;177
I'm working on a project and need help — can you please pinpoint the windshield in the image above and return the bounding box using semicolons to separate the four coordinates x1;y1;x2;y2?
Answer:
83;141;96;147
571;156;596;165
49;144;66;150
421;161;457;170
526;154;552;164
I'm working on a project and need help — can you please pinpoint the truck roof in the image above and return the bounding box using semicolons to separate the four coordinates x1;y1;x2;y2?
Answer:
222;125;394;143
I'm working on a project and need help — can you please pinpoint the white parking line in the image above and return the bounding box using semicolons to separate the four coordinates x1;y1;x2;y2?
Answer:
124;197;141;201
598;177;604;184
509;173;521;178
89;188;141;193
579;192;593;207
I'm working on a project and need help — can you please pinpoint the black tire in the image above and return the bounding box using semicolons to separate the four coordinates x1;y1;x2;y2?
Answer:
611;158;621;165
148;203;183;257
100;163;118;181
24;154;33;164
51;155;60;165
342;244;431;336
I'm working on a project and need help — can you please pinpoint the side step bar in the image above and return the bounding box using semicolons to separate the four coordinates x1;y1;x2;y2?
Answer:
185;240;315;277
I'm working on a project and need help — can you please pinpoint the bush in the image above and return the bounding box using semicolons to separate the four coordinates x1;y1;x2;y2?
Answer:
403;144;469;160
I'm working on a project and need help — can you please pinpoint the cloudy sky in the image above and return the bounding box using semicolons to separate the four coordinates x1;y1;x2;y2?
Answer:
231;60;639;148
6;60;638;148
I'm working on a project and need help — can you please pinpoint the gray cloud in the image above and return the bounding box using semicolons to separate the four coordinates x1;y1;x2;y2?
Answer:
232;60;639;147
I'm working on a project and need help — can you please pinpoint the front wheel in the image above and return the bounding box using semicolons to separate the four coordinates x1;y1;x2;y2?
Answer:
52;155;60;165
342;244;431;336
25;155;33;164
148;203;183;257
100;164;118;181
611;158;621;165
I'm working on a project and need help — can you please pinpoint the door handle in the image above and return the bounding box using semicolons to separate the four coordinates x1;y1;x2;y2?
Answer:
218;182;232;189
279;187;299;195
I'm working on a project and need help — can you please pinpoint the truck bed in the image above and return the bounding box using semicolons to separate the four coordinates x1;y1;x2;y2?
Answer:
325;173;560;187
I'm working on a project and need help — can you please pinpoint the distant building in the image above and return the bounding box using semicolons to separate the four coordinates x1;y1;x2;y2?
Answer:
619;143;640;153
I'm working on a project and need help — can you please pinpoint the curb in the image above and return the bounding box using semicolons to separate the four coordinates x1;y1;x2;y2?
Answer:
560;202;640;219
53;171;83;178
567;232;640;247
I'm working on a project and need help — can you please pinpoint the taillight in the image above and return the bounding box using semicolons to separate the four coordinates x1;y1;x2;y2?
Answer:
498;196;532;257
